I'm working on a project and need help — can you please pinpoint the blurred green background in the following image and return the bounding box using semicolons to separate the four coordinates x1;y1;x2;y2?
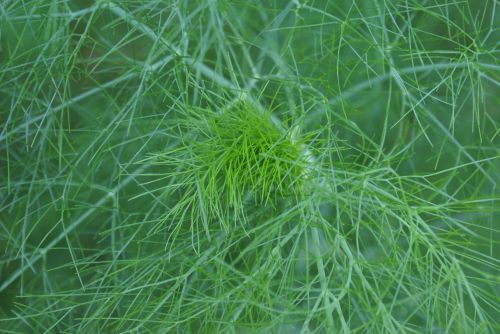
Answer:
1;0;499;332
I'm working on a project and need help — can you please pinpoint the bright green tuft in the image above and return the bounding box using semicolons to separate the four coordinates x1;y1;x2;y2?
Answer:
151;101;308;235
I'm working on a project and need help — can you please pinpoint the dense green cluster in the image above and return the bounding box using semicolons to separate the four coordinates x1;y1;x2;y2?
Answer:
153;101;307;232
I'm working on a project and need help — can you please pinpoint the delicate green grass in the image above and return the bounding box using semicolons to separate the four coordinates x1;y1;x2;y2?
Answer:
143;100;309;240
0;0;499;333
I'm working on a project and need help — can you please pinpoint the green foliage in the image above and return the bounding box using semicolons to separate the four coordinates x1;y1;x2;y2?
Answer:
0;0;499;333
148;100;307;235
